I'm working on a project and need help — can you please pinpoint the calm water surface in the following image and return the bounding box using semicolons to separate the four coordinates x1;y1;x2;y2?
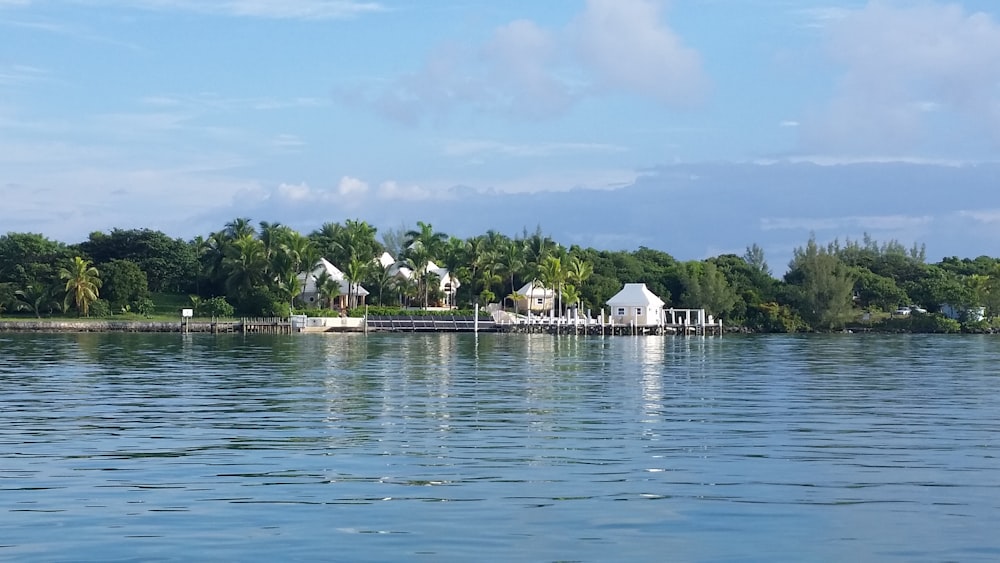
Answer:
1;333;998;562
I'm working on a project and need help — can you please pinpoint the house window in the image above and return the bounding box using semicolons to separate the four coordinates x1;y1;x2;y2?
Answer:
636;308;643;316
617;307;625;316
536;298;544;305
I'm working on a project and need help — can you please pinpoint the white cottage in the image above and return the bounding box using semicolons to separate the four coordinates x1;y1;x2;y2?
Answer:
606;283;665;326
376;252;460;307
299;257;369;310
515;281;555;314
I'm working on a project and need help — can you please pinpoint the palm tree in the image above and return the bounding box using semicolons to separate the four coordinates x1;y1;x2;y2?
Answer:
566;256;594;310
276;271;303;312
60;256;102;317
538;255;566;317
224;217;256;240
14;284;57;318
497;239;526;301
366;262;395;306
222;235;268;299
402;222;448;308
315;270;341;311
344;257;368;309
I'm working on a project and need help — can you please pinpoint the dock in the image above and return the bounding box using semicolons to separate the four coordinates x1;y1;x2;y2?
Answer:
365;315;497;333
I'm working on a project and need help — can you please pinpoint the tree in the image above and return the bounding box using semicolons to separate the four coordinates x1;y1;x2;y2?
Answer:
14;284;58;318
0;232;71;290
60;256;102;317
785;237;856;330
223;235;268;299
316;271;342;311
680;261;739;319
403;222;447;308
538;255;566;316
496;239;525;302
743;243;770;277
344;257;368;309
565;256;593;309
78;228;198;293
100;259;150;311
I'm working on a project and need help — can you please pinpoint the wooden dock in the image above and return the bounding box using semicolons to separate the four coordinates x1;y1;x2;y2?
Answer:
365;315;497;333
495;320;723;336
181;317;292;334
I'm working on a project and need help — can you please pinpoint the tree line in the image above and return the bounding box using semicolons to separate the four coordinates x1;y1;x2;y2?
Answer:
1;220;998;332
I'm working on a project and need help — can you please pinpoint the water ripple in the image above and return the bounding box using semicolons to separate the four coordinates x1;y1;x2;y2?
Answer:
1;332;998;561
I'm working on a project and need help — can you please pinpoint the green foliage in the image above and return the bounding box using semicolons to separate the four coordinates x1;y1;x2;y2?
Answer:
134;297;156;317
0;232;71;289
876;312;961;334
851;267;909;312
680;261;738;319
232;287;285;317
745;301;807;333
78;228;198;293
60;256;102;317
88;299;112;318
197;296;235;318
100;259;150;310
786;237;856;330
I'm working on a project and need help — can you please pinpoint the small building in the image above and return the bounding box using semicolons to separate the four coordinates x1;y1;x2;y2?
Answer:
940;304;986;322
376;252;459;307
299;257;369;310
606;283;665;327
515;281;555;314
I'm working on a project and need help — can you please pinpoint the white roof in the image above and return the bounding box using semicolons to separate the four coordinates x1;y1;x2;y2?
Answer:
516;281;554;297
606;283;664;308
377;252;395;269
298;257;368;297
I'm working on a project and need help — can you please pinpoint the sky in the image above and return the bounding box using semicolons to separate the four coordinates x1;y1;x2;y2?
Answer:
3;0;1000;270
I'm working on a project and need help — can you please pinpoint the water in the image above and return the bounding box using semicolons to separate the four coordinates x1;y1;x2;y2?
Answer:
1;332;998;562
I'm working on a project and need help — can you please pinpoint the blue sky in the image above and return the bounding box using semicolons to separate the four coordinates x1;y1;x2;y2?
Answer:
3;0;1000;269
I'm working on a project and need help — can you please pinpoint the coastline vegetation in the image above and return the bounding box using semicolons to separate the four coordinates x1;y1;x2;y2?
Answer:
1;220;999;333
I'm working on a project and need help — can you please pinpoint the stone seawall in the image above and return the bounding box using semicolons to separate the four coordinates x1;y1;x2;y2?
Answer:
1;321;199;333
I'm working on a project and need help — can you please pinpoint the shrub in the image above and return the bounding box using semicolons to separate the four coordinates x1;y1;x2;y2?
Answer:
198;296;235;318
89;299;112;318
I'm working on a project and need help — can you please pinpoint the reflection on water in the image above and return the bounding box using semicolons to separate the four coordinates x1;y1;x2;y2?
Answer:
1;332;998;561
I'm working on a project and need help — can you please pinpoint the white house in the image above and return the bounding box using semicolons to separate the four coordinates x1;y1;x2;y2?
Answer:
299;257;369;310
515;281;556;314
377;252;460;307
940;303;986;322
606;283;665;326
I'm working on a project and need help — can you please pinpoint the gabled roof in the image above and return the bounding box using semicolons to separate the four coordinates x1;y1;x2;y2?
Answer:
606;283;664;308
516;281;555;297
298;257;369;297
313;257;344;280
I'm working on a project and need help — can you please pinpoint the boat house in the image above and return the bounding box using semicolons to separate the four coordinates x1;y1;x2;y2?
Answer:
606;283;665;327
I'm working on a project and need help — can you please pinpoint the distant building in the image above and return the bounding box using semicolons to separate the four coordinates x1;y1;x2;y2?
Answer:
515;281;555;314
940;304;986;322
299;257;369;310
606;283;665;327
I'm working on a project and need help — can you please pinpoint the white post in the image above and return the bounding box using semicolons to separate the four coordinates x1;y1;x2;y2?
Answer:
474;302;479;334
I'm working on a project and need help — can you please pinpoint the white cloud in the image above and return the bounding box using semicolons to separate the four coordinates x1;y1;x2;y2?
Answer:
349;0;704;123
761;214;933;232
569;0;706;105
800;2;1000;157
277;182;314;201
376;180;436;201
337;175;368;196
959;209;1000;224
